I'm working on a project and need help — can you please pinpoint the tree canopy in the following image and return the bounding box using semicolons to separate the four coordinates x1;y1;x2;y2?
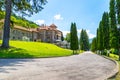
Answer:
80;29;89;51
70;22;79;54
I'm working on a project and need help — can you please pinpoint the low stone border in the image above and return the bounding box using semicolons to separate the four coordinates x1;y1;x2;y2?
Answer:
101;55;119;79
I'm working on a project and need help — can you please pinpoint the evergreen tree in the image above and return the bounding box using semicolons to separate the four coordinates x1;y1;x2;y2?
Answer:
102;12;110;49
61;33;64;41
116;0;120;24
97;21;104;51
91;37;97;52
83;30;89;50
80;29;89;51
70;22;79;54
0;0;47;48
116;0;120;60
80;29;84;50
96;28;99;50
109;0;119;49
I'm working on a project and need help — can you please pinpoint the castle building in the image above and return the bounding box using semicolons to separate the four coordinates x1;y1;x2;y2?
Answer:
0;24;62;43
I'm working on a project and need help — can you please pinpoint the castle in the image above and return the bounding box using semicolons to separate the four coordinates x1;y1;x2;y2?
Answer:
0;24;63;43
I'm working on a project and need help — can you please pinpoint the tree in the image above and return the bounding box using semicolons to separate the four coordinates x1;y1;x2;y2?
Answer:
116;0;120;60
97;21;104;51
102;12;110;49
116;0;120;24
91;37;97;52
70;22;79;54
65;33;70;42
0;0;47;48
61;33;64;41
109;0;119;49
80;29;89;51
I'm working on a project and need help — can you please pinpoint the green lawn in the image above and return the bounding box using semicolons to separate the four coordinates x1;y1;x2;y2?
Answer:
0;40;72;58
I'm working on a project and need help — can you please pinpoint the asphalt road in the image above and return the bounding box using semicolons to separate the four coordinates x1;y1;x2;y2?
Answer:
0;52;117;80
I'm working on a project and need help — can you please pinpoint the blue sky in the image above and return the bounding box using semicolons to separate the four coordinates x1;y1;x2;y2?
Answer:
26;0;109;39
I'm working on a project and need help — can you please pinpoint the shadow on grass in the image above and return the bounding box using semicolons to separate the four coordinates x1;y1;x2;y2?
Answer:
0;47;34;58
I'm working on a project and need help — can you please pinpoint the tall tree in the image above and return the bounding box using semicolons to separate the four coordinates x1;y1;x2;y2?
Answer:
0;0;47;48
80;29;89;51
109;0;119;49
102;12;110;49
97;21;104;51
116;0;120;24
80;29;84;50
91;37;97;52
116;0;120;60
70;22;79;54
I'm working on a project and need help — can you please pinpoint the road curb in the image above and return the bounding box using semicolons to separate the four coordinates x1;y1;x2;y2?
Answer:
101;56;119;79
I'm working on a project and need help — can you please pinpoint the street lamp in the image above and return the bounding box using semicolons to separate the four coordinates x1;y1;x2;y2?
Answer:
117;24;120;61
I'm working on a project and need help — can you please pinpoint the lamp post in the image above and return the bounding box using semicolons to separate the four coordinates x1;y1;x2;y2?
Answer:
117;24;120;61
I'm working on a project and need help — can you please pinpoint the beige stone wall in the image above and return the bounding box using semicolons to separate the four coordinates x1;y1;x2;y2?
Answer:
10;29;32;41
0;24;63;43
32;32;38;41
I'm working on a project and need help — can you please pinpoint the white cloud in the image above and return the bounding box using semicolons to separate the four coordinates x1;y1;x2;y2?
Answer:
62;29;96;39
62;31;70;37
34;20;45;25
54;14;63;20
86;30;96;39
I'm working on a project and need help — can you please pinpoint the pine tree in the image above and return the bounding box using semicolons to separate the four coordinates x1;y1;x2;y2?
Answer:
91;37;97;52
102;12;110;49
70;22;79;54
116;0;120;60
96;28;99;50
70;23;74;50
116;0;120;24
80;29;84;50
83;30;89;50
97;21;104;51
80;29;89;51
109;0;119;49
73;23;79;51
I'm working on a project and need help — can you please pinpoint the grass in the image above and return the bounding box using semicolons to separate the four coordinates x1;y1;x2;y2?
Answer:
0;40;73;58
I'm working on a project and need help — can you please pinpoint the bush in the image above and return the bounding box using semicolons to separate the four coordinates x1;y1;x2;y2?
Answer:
22;36;30;41
110;48;118;55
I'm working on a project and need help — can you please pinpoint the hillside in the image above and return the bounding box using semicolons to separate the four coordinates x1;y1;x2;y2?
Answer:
0;40;72;58
0;11;38;28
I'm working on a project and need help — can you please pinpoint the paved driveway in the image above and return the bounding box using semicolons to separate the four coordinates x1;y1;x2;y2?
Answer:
0;52;117;80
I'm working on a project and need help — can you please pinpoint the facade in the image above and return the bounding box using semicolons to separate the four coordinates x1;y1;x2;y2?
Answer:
0;24;62;43
37;24;62;43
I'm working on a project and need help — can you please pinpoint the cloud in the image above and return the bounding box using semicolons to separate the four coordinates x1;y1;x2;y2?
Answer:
86;30;96;39
54;14;63;20
62;29;96;39
34;20;45;25
62;31;70;37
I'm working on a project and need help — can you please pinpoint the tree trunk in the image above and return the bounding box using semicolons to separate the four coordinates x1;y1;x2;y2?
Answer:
1;0;12;48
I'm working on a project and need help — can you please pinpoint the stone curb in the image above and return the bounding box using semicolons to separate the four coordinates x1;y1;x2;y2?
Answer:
101;55;119;79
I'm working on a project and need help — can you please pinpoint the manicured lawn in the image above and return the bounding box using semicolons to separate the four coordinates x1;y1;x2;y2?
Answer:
0;40;72;58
